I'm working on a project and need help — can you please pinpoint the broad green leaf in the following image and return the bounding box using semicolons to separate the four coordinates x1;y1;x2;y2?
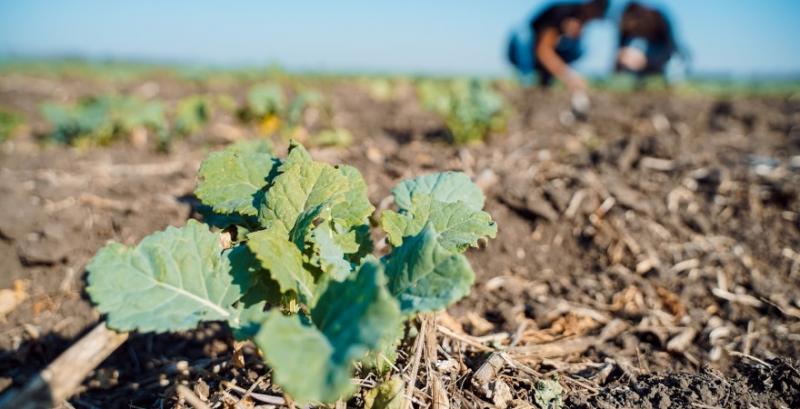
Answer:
380;210;409;248
392;171;484;212
383;225;474;315
195;142;279;216
247;228;314;300
310;260;401;366
382;194;496;252
430;200;496;251
86;220;241;333
255;312;334;402
364;377;405;409
258;143;348;233
255;260;402;404
331;165;375;227
381;194;433;247
312;224;352;281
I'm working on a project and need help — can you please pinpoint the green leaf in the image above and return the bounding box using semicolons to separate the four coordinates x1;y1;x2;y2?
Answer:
364;377;405;409
290;202;329;249
392;171;484;212
331;164;374;227
254;260;402;404
195;141;279;216
255;312;334;402
247;228;315;300
381;194;433;247
381;194;496;252
86;220;242;333
336;224;374;264
312;224;352;281
258;143;349;233
383;225;474;315
430;200;496;251
226;244;282;340
360;321;405;375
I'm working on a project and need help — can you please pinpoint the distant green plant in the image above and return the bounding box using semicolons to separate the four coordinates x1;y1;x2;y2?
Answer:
86;140;496;404
418;79;507;144
243;83;348;145
0;109;23;142
41;95;166;147
245;83;286;120
173;96;209;137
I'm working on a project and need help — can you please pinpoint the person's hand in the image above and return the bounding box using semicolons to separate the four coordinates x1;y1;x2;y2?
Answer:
563;69;587;92
571;90;591;116
618;47;647;71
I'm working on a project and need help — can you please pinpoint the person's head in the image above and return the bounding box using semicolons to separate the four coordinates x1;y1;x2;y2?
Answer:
620;2;671;42
579;0;609;22
562;0;609;37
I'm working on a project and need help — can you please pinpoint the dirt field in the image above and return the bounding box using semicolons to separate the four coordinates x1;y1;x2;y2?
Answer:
0;72;799;408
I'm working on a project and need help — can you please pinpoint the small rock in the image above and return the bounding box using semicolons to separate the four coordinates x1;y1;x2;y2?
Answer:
475;169;498;192
652;113;671;133
366;147;384;164
790;155;800;172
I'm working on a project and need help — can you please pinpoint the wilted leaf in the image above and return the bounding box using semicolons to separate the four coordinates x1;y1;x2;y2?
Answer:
86;220;242;333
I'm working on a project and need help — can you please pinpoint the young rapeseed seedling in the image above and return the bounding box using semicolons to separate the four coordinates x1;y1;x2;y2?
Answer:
86;140;496;404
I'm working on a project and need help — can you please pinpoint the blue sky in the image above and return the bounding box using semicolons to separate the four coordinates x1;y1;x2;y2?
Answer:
1;0;799;76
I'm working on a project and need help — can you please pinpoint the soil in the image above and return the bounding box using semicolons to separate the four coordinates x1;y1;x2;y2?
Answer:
0;71;799;408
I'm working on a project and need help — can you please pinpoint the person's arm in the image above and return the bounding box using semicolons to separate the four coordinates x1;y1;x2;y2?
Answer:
535;27;586;91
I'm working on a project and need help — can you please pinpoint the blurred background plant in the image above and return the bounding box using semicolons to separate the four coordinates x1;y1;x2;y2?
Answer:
417;79;508;144
41;95;167;149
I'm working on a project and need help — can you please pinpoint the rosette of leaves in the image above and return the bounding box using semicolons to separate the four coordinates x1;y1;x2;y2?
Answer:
85;140;496;404
173;96;209;137
244;83;285;120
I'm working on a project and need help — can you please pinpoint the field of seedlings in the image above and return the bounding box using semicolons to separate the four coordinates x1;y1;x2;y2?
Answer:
0;62;799;408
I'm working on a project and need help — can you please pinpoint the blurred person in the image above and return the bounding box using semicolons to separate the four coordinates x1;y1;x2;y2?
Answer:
615;2;685;79
507;0;609;91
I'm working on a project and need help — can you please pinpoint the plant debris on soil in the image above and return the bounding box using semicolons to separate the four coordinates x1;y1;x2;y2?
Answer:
0;71;799;408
